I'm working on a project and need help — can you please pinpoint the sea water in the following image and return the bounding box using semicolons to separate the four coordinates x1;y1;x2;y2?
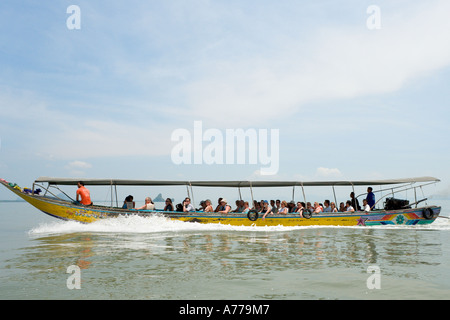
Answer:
1;201;450;300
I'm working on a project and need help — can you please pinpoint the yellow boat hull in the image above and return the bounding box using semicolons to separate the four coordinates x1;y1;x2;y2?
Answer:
173;215;360;226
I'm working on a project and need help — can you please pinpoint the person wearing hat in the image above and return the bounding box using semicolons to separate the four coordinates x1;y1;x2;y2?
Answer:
261;200;273;220
218;198;231;214
288;200;297;213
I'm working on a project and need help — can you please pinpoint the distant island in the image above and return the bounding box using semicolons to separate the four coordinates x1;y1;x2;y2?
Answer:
153;193;174;203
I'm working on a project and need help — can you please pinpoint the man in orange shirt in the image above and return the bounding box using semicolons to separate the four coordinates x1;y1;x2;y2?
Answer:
76;181;92;205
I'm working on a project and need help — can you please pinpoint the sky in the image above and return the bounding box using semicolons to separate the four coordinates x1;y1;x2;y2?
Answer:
0;0;449;203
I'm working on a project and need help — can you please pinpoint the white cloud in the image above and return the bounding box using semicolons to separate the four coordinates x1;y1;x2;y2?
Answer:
40;119;175;160
0;88;176;160
67;161;92;169
2;1;450;175
316;167;343;178
184;1;450;127
248;169;283;181
64;160;93;177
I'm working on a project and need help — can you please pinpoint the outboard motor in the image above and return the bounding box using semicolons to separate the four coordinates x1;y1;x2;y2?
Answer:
384;197;410;210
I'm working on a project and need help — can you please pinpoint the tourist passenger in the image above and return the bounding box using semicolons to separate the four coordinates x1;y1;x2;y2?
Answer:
232;200;239;212
362;199;371;213
296;202;305;218
242;201;250;213
261;200;273;213
270;200;277;214
137;197;155;210
306;202;313;213
345;200;355;212
366;187;375;209
285;201;292;212
313;202;323;214
233;200;244;213
261;200;273;220
204;199;213;212
183;197;195;212
122;195;135;209
199;200;207;211
255;201;261;212
323;200;331;213
330;202;338;212
214;198;223;212
274;199;281;213
286;201;294;213
164;198;174;211
350;192;361;211
218;199;231;214
279;200;288;214
76;181;92;206
339;202;345;212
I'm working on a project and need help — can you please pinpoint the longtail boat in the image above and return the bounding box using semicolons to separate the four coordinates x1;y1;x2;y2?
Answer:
0;176;441;227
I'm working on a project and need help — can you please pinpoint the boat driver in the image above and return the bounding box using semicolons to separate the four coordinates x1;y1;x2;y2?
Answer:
76;181;93;206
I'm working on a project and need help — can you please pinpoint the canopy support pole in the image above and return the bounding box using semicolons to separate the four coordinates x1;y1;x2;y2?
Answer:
332;185;337;206
414;187;417;208
114;184;118;208
301;182;306;204
110;180;113;207
189;182;195;207
186;184;190;199
249;181;255;208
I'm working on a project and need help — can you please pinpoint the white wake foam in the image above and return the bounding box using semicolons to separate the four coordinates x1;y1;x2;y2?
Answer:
28;214;450;236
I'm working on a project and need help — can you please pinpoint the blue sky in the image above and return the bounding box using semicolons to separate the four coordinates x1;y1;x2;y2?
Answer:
1;0;449;202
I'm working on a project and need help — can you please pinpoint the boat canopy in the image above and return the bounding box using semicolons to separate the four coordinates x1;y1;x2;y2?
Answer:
34;176;440;188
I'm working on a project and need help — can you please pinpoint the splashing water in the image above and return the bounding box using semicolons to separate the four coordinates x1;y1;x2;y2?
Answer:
28;214;450;236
